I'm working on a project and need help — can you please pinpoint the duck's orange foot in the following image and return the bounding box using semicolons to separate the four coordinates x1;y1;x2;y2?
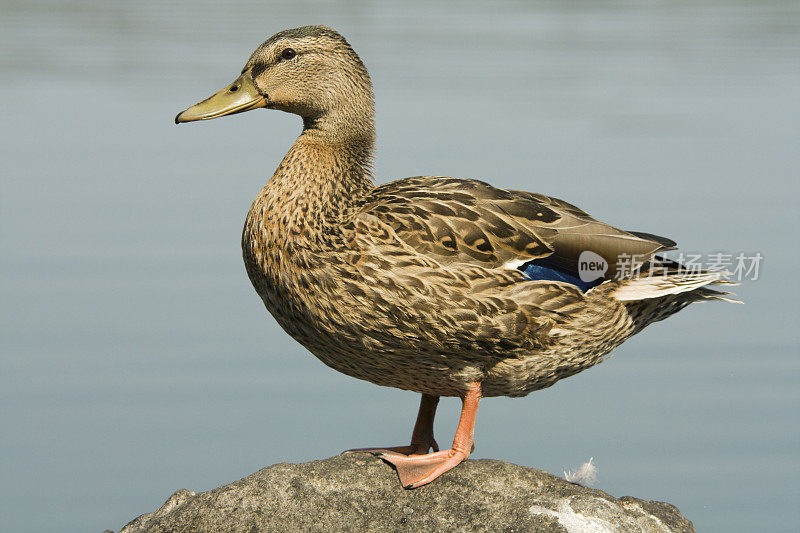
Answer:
348;384;481;489
374;448;468;488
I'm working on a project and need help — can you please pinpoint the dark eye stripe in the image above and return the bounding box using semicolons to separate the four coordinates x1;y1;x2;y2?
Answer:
251;62;267;78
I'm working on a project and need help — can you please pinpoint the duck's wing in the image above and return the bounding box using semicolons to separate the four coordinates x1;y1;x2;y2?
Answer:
356;177;675;279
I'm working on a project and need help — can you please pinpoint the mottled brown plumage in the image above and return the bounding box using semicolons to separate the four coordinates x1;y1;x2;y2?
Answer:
177;25;735;487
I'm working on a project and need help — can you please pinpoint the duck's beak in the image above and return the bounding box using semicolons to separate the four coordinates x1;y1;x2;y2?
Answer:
175;72;266;124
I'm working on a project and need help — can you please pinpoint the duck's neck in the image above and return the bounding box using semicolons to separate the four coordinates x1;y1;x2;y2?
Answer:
253;131;375;245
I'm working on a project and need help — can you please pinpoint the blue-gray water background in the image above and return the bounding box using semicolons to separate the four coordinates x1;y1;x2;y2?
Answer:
1;1;798;531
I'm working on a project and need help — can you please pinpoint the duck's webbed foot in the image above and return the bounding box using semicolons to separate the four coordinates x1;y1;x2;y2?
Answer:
374;447;468;488
377;383;481;489
344;394;439;455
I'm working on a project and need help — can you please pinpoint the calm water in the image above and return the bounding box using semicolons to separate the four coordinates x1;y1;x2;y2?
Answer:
1;1;798;531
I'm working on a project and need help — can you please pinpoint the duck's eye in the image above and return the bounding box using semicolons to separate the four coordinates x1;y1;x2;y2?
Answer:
281;48;297;60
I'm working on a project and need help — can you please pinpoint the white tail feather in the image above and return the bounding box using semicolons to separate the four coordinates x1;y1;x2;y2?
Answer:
610;271;731;301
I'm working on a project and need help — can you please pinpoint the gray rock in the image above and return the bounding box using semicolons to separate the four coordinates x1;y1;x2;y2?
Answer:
119;454;694;533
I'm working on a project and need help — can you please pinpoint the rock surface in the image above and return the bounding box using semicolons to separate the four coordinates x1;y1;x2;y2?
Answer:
119;454;694;532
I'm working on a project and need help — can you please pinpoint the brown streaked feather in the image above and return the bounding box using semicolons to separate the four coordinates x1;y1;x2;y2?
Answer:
359;176;674;277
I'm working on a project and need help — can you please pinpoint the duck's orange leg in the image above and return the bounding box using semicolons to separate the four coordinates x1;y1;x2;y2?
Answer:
346;393;440;455
376;382;481;489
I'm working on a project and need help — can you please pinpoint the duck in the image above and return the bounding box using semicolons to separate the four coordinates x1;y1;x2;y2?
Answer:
175;25;735;489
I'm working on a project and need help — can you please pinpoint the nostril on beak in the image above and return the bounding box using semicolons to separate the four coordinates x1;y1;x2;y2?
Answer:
230;85;239;92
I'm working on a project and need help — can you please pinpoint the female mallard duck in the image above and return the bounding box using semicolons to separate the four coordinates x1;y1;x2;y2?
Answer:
176;25;734;488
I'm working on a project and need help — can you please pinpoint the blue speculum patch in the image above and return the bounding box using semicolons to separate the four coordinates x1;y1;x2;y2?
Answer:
519;261;603;292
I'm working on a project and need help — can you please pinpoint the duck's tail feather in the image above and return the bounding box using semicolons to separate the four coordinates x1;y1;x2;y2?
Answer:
597;259;740;334
609;270;739;302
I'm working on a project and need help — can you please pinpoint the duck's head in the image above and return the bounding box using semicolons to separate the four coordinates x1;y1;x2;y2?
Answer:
176;26;374;142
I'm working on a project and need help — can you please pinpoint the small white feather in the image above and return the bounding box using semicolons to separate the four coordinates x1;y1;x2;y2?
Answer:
564;457;598;486
502;258;529;270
